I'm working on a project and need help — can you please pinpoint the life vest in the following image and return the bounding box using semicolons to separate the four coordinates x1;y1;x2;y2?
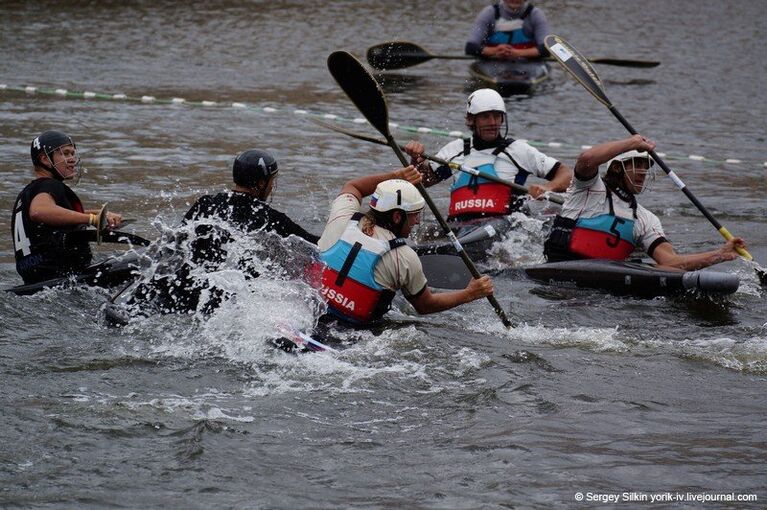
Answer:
486;3;536;49
448;138;529;219
12;178;92;283
319;213;407;325
544;185;637;261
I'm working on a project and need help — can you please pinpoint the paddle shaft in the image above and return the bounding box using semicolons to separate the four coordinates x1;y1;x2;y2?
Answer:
426;54;475;61
367;41;658;70
608;106;750;259
386;136;513;328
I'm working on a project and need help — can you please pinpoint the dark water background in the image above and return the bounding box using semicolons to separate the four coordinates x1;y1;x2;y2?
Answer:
1;0;766;507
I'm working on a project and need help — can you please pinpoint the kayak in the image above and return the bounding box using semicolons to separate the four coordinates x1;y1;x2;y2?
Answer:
412;215;513;259
418;254;740;296
523;259;740;297
469;59;550;96
5;253;141;296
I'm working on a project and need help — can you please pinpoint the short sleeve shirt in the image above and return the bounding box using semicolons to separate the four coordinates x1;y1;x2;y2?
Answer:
561;173;667;254
318;193;428;297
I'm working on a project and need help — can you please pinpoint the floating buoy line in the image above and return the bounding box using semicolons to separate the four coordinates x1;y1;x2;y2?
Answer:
2;83;765;168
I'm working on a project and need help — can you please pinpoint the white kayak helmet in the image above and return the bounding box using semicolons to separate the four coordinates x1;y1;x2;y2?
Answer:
370;179;425;213
607;150;656;193
466;88;507;116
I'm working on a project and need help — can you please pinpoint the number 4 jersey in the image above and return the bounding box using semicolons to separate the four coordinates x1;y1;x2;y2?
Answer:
11;178;93;284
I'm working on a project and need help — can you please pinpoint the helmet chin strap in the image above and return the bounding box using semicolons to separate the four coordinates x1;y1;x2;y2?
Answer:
37;153;60;178
604;168;635;202
391;211;407;237
40;149;80;183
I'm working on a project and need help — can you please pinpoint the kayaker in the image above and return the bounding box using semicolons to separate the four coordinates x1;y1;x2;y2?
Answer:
128;149;319;313
465;0;551;60
316;165;494;326
403;88;572;221
11;131;123;284
543;134;746;270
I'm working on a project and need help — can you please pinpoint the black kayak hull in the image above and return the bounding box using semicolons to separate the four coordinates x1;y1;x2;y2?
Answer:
524;259;740;297
469;59;550;96
5;255;141;296
413;216;513;259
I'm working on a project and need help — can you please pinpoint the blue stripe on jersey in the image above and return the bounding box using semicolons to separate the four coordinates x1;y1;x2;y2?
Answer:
452;163;498;190
575;214;635;244
320;240;384;290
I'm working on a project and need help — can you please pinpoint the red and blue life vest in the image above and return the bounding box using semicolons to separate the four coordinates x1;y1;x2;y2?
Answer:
319;213;407;325
486;3;536;49
448;138;530;219
545;186;638;261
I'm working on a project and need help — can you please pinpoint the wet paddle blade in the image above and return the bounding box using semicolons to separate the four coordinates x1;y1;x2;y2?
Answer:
545;35;612;107
327;51;391;138
95;202;108;245
366;41;433;70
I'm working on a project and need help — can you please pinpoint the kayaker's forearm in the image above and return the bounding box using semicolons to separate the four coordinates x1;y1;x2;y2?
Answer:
546;163;573;192
652;243;729;271
340;168;412;199
409;287;475;314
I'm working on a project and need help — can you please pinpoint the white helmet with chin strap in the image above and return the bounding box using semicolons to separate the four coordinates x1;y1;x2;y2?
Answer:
370;179;425;213
607;150;656;193
466;88;507;116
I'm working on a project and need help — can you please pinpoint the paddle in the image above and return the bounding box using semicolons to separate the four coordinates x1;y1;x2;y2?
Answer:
544;34;761;275
327;50;513;328
309;117;564;205
99;230;151;247
95;203;108;245
367;41;660;71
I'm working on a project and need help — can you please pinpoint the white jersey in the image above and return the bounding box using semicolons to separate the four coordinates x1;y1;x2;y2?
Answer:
432;137;560;184
561;173;667;254
318;193;428;297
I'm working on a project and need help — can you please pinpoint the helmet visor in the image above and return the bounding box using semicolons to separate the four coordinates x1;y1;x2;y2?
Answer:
622;155;655;194
48;145;82;184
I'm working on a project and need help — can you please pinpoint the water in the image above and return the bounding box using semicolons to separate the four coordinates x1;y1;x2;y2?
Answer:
1;0;766;507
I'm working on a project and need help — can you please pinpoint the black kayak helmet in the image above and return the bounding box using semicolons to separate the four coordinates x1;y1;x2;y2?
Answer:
232;149;278;189
31;130;76;178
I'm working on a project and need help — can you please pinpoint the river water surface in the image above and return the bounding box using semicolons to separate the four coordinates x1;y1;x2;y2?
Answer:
1;0;766;507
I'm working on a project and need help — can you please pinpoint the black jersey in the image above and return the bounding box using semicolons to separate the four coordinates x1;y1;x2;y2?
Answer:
128;191;319;314
183;191;319;265
11;178;93;284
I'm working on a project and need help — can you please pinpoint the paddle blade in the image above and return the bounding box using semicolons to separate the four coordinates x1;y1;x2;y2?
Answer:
95;202;108;245
366;41;432;70
327;51;391;138
545;35;612;107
